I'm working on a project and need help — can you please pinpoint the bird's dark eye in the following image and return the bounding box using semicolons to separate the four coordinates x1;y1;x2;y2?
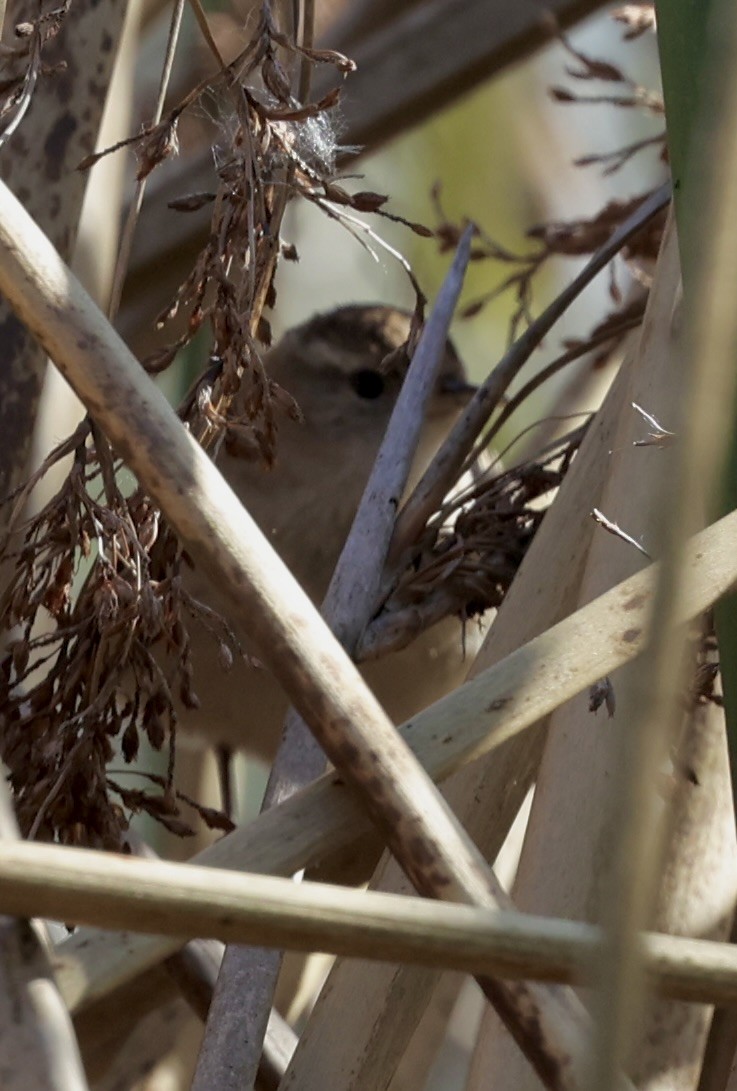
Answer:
351;368;385;400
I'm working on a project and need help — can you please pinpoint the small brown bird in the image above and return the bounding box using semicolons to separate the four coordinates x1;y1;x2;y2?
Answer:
79;307;481;1089
179;304;479;760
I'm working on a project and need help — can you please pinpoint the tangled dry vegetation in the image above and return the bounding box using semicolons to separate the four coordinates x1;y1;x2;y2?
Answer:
3;0;735;1089
0;2;668;851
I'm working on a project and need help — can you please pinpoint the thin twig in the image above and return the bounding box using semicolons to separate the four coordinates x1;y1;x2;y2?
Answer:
591;506;652;559
463;313;644;470
631;401;675;448
389;182;671;565
107;0;187;320
298;0;315;102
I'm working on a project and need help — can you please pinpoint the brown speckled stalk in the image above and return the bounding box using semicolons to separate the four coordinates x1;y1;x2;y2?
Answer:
0;0;126;520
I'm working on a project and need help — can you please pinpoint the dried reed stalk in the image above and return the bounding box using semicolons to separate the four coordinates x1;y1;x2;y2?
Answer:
0;840;737;1005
